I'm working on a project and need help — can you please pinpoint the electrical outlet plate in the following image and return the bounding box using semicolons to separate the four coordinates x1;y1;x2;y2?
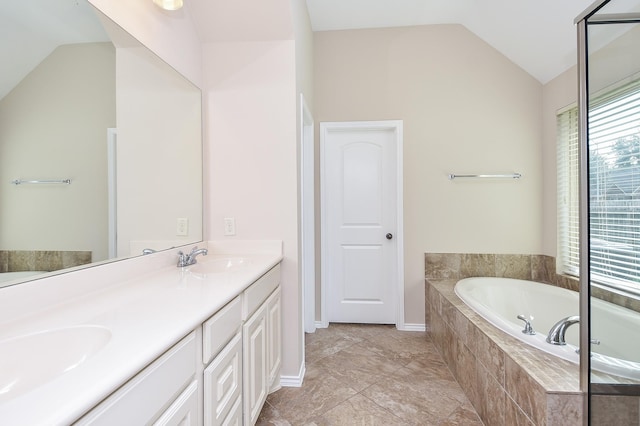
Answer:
224;217;235;236
176;218;188;236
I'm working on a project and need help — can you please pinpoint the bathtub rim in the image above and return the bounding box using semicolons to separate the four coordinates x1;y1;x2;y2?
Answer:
453;276;640;382
454;277;581;365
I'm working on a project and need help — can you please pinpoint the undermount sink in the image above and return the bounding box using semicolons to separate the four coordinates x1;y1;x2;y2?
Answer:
188;257;251;274
0;325;112;402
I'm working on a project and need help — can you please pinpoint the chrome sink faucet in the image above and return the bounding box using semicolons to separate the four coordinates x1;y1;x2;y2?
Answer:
177;246;208;267
546;315;579;345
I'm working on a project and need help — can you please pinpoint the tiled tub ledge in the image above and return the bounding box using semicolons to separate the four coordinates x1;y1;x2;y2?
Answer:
426;278;584;426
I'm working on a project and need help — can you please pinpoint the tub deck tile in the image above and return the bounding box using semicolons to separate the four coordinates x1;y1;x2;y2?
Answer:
505;355;548;425
506;395;535;425
547;393;584;426
461;253;496;277
477;360;506;425
476;328;506;386
496;254;532;280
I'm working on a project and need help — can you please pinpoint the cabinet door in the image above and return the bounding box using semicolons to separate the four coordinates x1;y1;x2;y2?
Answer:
242;303;267;426
153;380;199;426
266;287;281;389
221;396;242;426
204;332;242;426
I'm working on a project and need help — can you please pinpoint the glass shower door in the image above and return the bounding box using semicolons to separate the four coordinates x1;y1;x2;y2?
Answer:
580;1;640;423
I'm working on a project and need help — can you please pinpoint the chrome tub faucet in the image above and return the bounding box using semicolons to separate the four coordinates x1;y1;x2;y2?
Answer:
177;246;208;267
546;315;580;345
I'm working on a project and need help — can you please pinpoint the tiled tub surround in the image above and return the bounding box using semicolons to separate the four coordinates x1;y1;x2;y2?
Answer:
0;250;92;273
424;253;576;291
425;253;583;425
426;279;583;425
425;252;640;314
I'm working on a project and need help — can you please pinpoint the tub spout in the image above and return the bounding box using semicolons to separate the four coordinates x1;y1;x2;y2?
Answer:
546;315;579;345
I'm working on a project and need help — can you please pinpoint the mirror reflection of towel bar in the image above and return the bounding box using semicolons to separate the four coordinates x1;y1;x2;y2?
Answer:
11;179;72;185
447;173;521;180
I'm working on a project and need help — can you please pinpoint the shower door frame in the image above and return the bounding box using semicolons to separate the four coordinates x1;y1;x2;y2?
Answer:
576;2;640;424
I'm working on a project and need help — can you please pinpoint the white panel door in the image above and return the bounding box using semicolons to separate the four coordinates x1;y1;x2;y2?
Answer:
322;121;401;324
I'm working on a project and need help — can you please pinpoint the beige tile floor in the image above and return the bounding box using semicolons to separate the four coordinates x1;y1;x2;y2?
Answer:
257;323;483;425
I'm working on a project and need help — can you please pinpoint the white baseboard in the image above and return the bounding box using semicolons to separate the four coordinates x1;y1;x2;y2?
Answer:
397;323;426;332
315;320;328;329
279;363;306;387
313;321;424;332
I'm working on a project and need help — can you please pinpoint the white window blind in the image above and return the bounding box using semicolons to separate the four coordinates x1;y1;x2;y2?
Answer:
557;80;640;293
557;106;580;277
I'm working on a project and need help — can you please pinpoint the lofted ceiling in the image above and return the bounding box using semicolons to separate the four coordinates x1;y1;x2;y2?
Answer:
187;0;608;84
4;0;639;100
304;0;596;84
0;0;109;100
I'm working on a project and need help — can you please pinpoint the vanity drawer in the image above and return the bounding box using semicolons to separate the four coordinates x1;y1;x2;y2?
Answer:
242;264;280;320
203;296;242;364
76;332;197;425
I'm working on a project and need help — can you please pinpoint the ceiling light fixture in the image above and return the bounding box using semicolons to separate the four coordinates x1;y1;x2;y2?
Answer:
153;0;183;11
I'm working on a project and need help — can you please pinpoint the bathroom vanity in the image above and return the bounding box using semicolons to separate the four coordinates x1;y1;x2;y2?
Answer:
0;241;282;426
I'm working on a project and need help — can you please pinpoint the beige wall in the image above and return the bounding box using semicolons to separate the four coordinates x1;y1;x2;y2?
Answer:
0;43;115;260
541;25;640;259
203;40;301;378
589;25;640;95
541;67;577;258
314;25;544;325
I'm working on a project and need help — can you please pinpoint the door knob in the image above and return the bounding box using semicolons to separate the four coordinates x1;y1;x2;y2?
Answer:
386;233;393;240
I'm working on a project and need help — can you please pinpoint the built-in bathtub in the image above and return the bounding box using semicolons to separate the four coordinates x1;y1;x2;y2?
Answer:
455;277;640;381
426;277;584;425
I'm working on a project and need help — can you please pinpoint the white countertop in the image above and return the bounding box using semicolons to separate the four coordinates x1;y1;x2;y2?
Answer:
0;241;282;426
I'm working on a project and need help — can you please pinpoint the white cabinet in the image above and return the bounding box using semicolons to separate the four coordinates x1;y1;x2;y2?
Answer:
75;263;281;426
76;332;197;425
242;265;281;426
242;303;268;426
266;287;281;391
221;396;242;426
153;381;199;426
204;332;242;426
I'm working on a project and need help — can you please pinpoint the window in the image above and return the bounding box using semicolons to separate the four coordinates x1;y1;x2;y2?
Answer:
557;80;640;294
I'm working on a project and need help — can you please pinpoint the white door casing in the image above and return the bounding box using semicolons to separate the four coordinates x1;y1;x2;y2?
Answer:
300;94;316;334
107;128;117;259
320;121;404;326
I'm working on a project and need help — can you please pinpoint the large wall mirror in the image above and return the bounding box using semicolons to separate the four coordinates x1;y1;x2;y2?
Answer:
0;1;203;288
